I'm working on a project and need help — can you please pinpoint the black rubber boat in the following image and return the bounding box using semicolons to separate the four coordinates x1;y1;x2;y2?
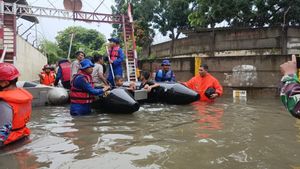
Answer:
124;82;200;105
92;88;140;114
18;81;140;113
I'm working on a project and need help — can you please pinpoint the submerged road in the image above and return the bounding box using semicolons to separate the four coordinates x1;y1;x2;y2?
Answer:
0;97;300;169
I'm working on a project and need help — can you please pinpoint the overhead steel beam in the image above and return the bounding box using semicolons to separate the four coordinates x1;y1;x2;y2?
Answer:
2;2;124;24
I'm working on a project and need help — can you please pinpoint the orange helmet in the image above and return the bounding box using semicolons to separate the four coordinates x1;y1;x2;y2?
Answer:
0;63;20;81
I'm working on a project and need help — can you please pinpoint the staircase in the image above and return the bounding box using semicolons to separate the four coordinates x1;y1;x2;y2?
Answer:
122;4;138;82
2;14;16;64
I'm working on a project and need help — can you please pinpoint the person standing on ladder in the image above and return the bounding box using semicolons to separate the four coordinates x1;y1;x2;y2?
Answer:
107;38;124;86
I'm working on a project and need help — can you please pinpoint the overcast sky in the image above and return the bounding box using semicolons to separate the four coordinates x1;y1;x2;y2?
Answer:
17;0;170;46
18;0;115;44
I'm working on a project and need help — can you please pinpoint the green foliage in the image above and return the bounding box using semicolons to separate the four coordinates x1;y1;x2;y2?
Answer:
189;0;300;28
112;0;192;57
153;0;192;40
39;40;64;64
112;0;156;47
55;26;106;59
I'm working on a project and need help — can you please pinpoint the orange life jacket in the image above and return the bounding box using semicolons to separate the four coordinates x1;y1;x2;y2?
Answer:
40;72;55;86
109;46;120;61
0;88;32;145
60;62;71;82
70;71;95;104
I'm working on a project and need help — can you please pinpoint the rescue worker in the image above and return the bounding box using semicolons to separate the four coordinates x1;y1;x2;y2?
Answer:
107;38;124;86
279;54;300;119
70;59;110;116
71;51;85;80
155;59;176;82
54;59;71;89
92;54;109;88
182;64;223;102
0;63;33;146
39;64;56;86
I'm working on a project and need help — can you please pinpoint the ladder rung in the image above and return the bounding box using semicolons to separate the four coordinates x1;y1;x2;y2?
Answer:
4;59;14;62
4;36;14;40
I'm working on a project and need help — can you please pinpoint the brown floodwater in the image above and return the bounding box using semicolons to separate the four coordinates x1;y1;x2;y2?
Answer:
1;97;300;169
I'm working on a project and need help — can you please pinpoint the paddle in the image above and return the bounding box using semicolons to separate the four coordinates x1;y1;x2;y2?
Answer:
106;45;115;87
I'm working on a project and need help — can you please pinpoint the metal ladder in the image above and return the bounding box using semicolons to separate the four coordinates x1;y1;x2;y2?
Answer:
122;4;138;82
1;13;16;64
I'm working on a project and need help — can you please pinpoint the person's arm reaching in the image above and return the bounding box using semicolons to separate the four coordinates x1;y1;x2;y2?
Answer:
144;82;160;92
280;74;300;119
280;54;300;119
182;77;196;89
76;76;109;96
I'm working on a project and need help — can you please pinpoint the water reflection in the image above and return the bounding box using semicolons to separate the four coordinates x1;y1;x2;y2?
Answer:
59;116;97;160
1;99;300;169
0;138;46;169
12;149;40;169
191;101;224;138
295;120;300;143
292;120;300;169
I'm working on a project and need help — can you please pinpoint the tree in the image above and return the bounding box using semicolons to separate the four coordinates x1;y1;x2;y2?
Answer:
152;0;193;56
39;40;64;64
112;0;192;56
189;0;300;28
111;0;156;49
55;26;106;59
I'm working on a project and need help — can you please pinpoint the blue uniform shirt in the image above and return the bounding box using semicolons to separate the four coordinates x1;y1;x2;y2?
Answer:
108;47;124;85
70;75;104;116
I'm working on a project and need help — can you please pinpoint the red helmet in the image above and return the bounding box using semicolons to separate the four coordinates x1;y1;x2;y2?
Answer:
0;63;20;81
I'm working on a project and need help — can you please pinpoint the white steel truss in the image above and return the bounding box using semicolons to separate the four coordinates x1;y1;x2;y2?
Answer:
1;2;123;24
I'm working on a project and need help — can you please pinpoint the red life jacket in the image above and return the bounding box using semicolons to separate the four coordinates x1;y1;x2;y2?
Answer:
40;72;55;86
109;46;120;61
70;71;95;104
60;62;71;82
0;88;32;145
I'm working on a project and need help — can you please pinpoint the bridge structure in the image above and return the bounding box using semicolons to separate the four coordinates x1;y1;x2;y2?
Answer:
0;0;138;81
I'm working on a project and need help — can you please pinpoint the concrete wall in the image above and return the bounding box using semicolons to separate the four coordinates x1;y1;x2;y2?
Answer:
138;27;300;98
143;27;300;58
139;55;290;98
15;35;47;81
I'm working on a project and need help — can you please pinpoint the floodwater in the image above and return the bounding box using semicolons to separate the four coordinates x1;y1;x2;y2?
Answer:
1;97;300;169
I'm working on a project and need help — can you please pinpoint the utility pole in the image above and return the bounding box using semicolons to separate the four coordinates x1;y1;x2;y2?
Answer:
281;6;291;55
